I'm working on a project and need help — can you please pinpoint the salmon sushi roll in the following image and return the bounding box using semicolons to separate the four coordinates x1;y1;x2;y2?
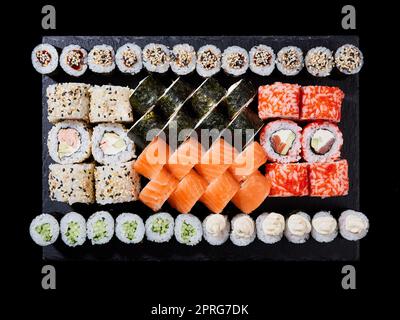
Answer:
231;171;271;214
200;171;240;214
266;163;309;197
168;170;208;214
139;167;179;212
300;86;345;122
258;82;301;120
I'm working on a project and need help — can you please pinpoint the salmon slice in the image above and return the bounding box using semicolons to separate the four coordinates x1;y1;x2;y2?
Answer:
200;171;240;214
229;141;267;182
133;137;171;180
195;138;238;183
139;167;179;212
231;171;271;214
166;138;204;180
168;170;208;213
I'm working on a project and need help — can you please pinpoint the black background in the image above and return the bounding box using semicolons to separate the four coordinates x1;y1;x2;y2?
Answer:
5;0;398;316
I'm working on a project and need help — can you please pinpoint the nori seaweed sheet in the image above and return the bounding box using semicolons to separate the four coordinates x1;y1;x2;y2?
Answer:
130;110;164;146
157;79;193;118
164;109;197;140
223;80;256;117
190;78;226;118
199;112;229;132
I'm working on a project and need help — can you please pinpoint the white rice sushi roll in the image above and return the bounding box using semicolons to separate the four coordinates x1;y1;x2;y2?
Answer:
60;44;88;77
31;43;58;75
142;43;170;73
145;212;174;243
311;211;338;243
170;44;196;75
174;214;202;246
305;47;334;77
285;212;311;244
335;44;364;75
196;44;221;77
276;46;304;76
115;213;145;244
115;43;142;74
30;214;59;246
230;214;256;246
92;123;135;164
47;120;91;164
339;210;369;241
60;212;86;247
249;45;275;76
203;214;230;246
88;44;115;74
221;46;249;77
87;211;114;245
256;212;285;244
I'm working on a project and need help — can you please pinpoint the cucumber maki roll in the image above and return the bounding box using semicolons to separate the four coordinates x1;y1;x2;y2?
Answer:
157;78;193;118
305;47;334;77
203;214;230;246
311;211;338;243
196;45;221;78
223;80;256;117
339;210;369;241
143;43;170;73
174;214;202;246
30;214;59;246
145;212;174;243
115;213;145;244
171;44;196;76
230;214;256;246
249;45;275;76
190;78;226;118
88;44;115;74
31;43;58;75
335;44;364;75
256;212;285;244
60;212;86;247
115;43;142;74
284;212;311;244
276;46;304;76
221;46;249;77
60;44;88;77
87;211;114;245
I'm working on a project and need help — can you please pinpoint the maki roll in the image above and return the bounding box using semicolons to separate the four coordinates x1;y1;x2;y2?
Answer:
115;213;145;244
145;212;174;243
115;43;142;74
335;44;364;75
284;212;311;244
230;214;256;246
60;44;88;77
339;210;369;241
259;120;302;163
92;123;135;164
203;214;230;246
47;120;91;164
174;214;203;246
221;46;249;76
87;211;114;245
305;47;334;77
170;44;196;75
128;109;164;147
88;44;115;74
223;80;256;117
276;46;304;76
311;211;338;243
142;43;170;73
256;212;285;244
249;45;275;76
30;214;59;246
196;45;222;78
31;43;58;75
60;212;86;247
157;78;193;118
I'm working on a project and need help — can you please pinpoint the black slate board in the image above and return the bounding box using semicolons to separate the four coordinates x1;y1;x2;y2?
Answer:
41;35;360;261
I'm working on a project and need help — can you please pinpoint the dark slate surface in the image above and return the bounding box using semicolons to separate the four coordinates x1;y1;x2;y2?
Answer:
41;36;360;261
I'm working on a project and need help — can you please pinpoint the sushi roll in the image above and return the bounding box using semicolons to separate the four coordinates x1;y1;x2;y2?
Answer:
170;44;196;76
311;211;338;243
335;44;364;75
59;44;88;77
223;79;256;117
276;46;304;76
88;44;115;74
115;43;142;74
142;43;170;73
301;121;343;163
29;214;59;246
249;45;275;76
305;47;334;77
174;214;203;246
221;46;249;77
60;212;86;247
256;212;285;244
260;120;302;163
92;123;135;164
266;163;309;197
115;213;145;244
230;214;256;246
31;43;58;75
339;210;369;241
284;212;311;244
196;45;222;78
47;120;91;164
87;211;114;245
202;214;230;246
145;212;174;243
157;78;193;118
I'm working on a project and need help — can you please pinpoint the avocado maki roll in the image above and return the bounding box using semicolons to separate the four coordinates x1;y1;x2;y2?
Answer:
190;78;226;118
31;43;58;75
115;213;145;244
30;214;59;246
60;44;88;77
145;212;174;243
157;78;193;118
88;44;115;74
171;44;196;75
143;43;170;73
87;211;114;245
223;80;256;117
60;212;86;247
174;214;202;246
221;46;249;77
115;43;142;74
196;44;221;77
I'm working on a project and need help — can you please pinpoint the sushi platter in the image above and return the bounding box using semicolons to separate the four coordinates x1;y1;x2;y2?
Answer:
37;35;364;261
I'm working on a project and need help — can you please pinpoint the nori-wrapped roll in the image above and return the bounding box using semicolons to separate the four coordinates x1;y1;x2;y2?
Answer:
223;80;256;117
199;111;229;132
164;110;197;139
190;78;226;118
128;109;164;147
157;78;193;118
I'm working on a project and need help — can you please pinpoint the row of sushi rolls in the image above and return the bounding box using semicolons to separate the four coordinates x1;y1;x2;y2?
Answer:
30;41;368;247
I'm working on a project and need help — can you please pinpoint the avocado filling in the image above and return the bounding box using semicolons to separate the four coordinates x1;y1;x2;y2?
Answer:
122;220;138;241
151;218;170;235
270;129;296;155
65;221;80;245
93;219;108;241
35;223;52;242
100;132;126;155
57;128;81;159
181;221;196;243
311;129;335;155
